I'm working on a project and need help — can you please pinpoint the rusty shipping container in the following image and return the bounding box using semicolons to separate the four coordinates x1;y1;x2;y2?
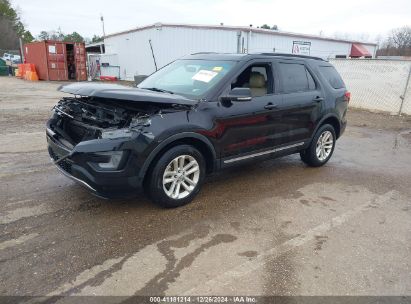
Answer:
23;40;87;81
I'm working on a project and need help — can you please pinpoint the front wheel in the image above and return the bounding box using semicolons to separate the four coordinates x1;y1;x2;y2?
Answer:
300;124;336;167
147;145;205;208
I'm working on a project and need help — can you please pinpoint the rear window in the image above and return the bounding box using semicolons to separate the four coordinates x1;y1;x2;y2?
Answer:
319;66;345;89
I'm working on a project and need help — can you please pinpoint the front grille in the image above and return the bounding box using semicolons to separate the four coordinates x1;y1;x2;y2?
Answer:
48;147;72;174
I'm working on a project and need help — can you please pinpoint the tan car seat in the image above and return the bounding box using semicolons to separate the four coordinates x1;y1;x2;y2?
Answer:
243;72;267;97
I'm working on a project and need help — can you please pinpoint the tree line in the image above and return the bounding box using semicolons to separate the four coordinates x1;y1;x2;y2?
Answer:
0;0;102;51
37;29;103;44
377;26;411;57
0;0;33;49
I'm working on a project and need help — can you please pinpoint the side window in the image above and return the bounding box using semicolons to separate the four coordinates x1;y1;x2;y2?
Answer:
231;63;273;97
279;62;316;93
319;66;345;89
306;69;316;90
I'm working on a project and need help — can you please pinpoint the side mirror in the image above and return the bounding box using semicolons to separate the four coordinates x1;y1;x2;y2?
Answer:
221;87;252;102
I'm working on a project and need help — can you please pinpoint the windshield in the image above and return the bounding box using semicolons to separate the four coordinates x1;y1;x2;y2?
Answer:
138;59;236;99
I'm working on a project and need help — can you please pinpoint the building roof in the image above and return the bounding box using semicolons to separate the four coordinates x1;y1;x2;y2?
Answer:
85;41;104;48
105;22;377;46
185;52;325;61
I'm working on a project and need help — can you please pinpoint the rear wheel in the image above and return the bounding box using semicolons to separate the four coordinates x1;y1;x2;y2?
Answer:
300;124;336;167
147;145;205;208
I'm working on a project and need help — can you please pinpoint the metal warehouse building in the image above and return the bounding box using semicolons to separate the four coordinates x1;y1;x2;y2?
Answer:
102;23;377;80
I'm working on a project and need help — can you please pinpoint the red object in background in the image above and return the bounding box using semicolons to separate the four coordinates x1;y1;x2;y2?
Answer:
350;44;371;58
23;40;87;81
344;91;351;103
100;76;118;81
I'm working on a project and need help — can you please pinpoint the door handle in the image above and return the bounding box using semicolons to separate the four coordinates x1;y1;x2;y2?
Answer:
264;103;278;110
313;96;324;102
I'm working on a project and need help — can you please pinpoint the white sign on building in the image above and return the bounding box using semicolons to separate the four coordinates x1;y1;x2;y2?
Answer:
292;41;311;55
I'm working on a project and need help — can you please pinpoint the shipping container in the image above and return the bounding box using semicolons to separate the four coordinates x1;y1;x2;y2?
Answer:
23;40;87;81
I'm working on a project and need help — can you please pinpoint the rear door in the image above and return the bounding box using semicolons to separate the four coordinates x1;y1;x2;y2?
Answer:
275;59;323;145
47;42;67;81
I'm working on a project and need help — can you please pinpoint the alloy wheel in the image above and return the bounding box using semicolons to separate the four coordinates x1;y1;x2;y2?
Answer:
316;130;334;161
162;155;200;199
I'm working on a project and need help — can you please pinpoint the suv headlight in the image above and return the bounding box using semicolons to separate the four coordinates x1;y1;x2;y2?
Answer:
89;151;125;170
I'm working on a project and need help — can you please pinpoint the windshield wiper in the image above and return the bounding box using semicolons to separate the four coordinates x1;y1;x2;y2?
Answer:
142;87;174;94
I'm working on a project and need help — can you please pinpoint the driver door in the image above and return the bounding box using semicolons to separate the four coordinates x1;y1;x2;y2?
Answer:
215;61;283;165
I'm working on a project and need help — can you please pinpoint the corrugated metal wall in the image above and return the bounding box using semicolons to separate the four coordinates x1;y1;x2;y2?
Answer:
105;25;377;80
248;32;352;58
105;26;237;79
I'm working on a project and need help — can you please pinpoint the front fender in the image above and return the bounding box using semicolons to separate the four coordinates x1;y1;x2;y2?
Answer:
138;132;216;179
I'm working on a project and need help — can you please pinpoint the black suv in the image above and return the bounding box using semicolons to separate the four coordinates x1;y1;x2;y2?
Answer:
46;53;349;207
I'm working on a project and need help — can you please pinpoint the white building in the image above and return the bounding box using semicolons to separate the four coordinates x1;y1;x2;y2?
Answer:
103;23;377;80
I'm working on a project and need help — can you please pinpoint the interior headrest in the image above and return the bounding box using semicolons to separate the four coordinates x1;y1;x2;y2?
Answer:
249;72;266;88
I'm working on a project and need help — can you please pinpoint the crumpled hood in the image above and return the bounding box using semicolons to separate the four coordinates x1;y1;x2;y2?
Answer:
58;82;197;106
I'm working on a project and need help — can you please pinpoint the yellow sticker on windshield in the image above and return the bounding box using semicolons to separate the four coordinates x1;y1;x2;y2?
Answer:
212;66;223;72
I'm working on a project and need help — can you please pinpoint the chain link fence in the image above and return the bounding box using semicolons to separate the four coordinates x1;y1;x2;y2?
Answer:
329;59;411;115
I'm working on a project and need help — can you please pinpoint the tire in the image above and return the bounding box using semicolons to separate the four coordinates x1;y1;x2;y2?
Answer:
147;145;206;208
300;124;336;167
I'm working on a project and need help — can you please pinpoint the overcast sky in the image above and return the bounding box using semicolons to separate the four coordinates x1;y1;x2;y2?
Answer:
12;0;411;42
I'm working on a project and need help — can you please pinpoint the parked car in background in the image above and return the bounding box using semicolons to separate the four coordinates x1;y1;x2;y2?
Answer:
2;53;21;63
46;53;349;207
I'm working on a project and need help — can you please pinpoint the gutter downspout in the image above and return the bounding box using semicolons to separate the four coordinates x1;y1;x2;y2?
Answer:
236;31;241;54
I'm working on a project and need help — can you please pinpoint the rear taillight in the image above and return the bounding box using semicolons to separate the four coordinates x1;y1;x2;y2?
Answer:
344;91;351;103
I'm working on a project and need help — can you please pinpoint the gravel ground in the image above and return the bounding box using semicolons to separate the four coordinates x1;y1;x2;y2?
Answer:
0;77;410;300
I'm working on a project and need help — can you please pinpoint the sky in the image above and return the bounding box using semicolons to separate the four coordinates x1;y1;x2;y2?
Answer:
12;0;411;42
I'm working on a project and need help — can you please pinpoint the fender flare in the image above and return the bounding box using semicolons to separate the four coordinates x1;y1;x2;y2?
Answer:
138;132;217;179
307;113;341;145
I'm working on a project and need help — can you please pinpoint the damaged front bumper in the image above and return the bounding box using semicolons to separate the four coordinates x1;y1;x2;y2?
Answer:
46;128;145;198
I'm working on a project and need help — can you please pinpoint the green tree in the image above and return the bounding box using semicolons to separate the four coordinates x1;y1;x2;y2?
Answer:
0;15;19;49
260;24;278;30
38;31;50;41
0;0;33;44
37;28;84;42
63;31;84;43
91;35;103;43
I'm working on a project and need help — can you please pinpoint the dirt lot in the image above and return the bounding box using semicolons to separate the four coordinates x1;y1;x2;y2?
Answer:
0;77;411;298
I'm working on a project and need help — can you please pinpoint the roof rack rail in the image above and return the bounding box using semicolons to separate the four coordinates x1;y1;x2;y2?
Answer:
255;53;325;61
191;52;219;55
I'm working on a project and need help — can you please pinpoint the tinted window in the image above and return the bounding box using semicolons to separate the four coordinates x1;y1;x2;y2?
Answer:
319;66;345;89
280;63;315;93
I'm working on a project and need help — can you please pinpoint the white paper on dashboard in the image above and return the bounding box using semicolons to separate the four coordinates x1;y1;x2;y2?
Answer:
192;70;218;83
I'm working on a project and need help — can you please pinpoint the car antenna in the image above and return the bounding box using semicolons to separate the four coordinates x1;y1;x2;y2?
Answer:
148;39;158;71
